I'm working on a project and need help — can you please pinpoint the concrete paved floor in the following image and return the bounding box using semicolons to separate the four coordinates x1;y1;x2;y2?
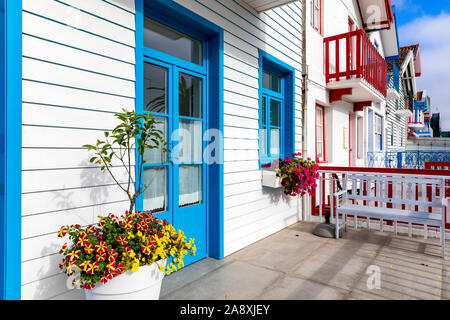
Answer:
160;222;450;300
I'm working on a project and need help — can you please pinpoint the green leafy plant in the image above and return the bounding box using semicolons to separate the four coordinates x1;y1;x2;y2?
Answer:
82;109;171;215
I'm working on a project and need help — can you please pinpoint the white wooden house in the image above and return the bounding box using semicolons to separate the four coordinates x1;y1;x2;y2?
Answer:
303;0;400;167
1;0;403;300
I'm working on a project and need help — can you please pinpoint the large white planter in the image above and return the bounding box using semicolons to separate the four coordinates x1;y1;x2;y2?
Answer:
84;259;167;300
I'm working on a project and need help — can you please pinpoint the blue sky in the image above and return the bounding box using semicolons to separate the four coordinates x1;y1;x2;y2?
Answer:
391;0;450;131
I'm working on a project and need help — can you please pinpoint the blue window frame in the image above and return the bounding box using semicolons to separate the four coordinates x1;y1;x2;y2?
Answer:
258;50;295;167
375;114;383;151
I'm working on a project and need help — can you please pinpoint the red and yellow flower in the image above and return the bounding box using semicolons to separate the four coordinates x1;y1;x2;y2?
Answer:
115;262;125;275
59;243;68;254
116;235;127;246
84;243;94;254
82;281;95;290
77;237;87;247
66;250;81;262
95;252;106;262
86;262;99;275
95;241;107;253
101;273;114;284
57;226;67;238
86;225;95;234
80;260;90;272
108;249;118;261
106;261;116;273
141;243;153;255
123;218;133;230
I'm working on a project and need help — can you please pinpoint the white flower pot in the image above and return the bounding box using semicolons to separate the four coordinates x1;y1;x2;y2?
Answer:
262;170;282;188
84;259;167;300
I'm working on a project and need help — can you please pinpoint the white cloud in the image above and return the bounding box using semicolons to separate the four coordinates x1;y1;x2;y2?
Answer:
398;13;450;131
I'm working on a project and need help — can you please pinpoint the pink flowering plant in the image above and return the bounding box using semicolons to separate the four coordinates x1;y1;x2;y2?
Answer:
263;153;319;197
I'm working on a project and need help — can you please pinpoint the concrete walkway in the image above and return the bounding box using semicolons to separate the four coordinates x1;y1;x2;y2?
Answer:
160;222;450;300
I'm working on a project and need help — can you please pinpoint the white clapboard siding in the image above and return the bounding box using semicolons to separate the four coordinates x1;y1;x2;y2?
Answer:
224;138;259;150
22;148;133;171
21;0;137;300
22;184;129;216
22;201;129;239
23;126;117;148
224;90;259;109
23;80;135;113
23;0;135;47
22;12;135;63
224;189;265;208
22;167;131;193
223;160;260;174
224;170;261;185
23;58;135;98
22;104;123;130
23;35;135;81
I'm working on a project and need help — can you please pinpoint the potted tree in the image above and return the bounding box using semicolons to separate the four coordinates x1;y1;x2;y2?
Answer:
57;109;196;300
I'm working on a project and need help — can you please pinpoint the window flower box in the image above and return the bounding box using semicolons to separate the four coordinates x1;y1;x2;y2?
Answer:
262;169;282;188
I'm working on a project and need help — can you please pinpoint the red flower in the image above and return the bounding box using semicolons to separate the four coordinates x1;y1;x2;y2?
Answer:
86;225;95;234
116;236;127;246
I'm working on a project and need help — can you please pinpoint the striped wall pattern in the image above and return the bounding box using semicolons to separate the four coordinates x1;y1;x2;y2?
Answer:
20;0;303;299
386;74;407;151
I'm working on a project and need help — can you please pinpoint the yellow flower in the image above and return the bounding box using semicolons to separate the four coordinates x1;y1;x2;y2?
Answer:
159;264;165;272
131;259;140;272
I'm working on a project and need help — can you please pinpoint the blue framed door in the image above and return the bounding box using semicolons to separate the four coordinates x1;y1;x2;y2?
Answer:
138;20;208;266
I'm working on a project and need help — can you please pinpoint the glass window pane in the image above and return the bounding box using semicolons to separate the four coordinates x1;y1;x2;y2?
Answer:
144;17;202;65
317;142;323;158
179;73;202;118
262;70;281;93
143;167;168;213
144;63;168;114
178;119;202;163
317;126;323;141
144;116;168;164
270;128;280;155
270;100;281;127
179;164;202;207
261;96;266;124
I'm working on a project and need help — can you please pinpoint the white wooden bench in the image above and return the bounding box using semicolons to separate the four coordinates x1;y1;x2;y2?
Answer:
332;173;448;258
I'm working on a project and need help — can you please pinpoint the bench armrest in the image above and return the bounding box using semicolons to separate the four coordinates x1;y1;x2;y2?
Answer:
333;190;346;198
442;198;448;207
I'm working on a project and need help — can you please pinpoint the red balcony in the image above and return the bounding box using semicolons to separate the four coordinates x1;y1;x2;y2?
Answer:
324;30;387;104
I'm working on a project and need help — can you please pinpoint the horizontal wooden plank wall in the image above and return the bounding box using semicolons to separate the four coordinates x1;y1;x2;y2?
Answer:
21;0;304;299
386;75;407;151
21;0;136;300
172;0;304;256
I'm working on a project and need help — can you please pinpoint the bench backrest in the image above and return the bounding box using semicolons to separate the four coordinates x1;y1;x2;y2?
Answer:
342;173;446;209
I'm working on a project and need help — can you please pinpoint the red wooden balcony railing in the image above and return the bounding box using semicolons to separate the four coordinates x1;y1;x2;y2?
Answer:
324;30;387;97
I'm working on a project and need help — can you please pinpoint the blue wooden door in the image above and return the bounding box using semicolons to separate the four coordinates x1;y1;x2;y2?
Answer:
139;17;208;266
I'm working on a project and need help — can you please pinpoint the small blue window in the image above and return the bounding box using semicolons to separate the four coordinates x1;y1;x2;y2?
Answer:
258;50;295;167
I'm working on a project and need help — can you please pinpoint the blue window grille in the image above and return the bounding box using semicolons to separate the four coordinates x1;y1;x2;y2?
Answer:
387;62;400;92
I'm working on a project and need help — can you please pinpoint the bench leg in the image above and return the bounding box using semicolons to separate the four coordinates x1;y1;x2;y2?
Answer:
442;217;446;259
344;214;348;232
335;213;340;239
